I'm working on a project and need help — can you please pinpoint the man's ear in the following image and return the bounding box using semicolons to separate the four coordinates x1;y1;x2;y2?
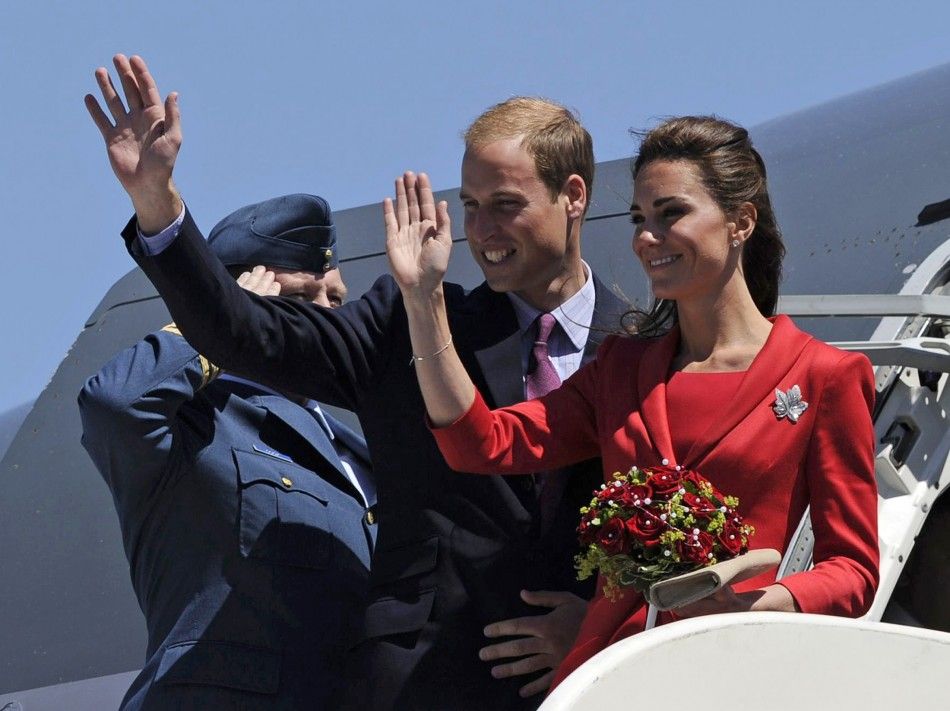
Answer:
564;174;588;219
730;202;757;245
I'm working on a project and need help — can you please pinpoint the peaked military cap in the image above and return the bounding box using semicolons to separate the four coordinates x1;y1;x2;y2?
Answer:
207;193;339;273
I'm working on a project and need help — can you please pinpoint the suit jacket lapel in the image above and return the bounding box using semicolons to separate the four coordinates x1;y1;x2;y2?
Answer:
682;315;813;468
587;276;628;357
464;286;525;408
470;274;629;406
474;332;524;407
252;395;363;502
322;409;371;467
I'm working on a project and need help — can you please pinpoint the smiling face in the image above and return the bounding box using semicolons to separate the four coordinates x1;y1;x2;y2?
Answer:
460;137;586;310
631;159;747;305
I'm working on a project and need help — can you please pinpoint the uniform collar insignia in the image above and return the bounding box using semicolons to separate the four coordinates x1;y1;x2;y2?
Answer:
252;443;294;462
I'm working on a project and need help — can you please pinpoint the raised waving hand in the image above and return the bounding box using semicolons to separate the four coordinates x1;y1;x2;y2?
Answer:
384;171;452;297
384;171;475;426
84;54;183;233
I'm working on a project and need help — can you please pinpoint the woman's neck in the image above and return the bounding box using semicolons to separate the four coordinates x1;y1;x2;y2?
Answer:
672;281;772;373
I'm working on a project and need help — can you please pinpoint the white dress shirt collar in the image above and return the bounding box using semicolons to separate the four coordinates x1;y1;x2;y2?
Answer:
505;260;596;350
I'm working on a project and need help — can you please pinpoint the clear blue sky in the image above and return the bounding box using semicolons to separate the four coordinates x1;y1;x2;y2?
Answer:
2;0;950;412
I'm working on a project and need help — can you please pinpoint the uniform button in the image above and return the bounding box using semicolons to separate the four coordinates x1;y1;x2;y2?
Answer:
322;263;332;272
364;508;377;525
281;476;293;488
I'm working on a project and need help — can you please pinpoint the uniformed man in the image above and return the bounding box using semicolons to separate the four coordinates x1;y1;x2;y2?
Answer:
79;193;376;710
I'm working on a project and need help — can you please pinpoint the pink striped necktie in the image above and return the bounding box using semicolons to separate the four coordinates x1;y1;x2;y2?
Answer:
525;313;566;532
526;313;561;399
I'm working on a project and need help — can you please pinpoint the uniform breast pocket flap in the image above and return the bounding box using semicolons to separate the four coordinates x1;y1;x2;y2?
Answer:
155;640;280;694
235;448;334;570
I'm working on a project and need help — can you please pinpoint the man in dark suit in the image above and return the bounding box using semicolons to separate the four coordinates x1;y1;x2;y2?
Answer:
79;194;376;710
86;54;627;709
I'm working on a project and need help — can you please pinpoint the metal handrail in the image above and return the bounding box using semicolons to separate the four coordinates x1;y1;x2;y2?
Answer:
831;337;950;372
779;294;950;319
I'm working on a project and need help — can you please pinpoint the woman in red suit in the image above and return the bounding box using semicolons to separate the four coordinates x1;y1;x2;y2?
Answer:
385;116;879;689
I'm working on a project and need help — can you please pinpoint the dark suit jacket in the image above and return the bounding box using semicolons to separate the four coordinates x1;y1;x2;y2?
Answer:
122;211;629;710
79;329;374;710
431;315;880;686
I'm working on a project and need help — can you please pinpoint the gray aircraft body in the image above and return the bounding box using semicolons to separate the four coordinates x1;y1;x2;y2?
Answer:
2;63;950;707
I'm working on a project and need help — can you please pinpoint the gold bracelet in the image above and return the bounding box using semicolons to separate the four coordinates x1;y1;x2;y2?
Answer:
409;336;453;366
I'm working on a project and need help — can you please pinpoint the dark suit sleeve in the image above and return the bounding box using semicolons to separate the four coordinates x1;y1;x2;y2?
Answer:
432;336;615;473
779;351;880;616
78;330;210;523
122;209;403;411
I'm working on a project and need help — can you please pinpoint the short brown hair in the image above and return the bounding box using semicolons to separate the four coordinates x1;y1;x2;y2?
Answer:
464;97;595;206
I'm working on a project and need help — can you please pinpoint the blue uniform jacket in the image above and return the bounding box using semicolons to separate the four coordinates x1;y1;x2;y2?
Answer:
79;329;374;710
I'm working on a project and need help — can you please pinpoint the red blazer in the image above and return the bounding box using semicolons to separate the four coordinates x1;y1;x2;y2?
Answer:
433;315;879;686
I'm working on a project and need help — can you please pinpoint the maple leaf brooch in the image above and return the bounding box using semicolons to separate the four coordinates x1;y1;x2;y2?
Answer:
773;385;808;423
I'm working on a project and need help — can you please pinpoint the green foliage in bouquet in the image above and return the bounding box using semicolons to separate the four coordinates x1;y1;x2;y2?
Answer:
575;465;755;601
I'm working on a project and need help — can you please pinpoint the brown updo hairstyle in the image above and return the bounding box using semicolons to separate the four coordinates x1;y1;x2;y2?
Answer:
625;116;785;337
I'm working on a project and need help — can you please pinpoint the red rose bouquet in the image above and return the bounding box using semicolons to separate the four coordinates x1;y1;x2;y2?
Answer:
576;465;755;601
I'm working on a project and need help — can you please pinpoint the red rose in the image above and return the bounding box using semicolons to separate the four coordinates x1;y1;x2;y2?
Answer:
682;469;706;488
681;469;726;500
578;506;604;545
616;483;653;508
648;466;687;497
597;516;628;555
717;520;744;555
578;518;599;546
596;482;624;503
625;508;666;547
676;529;715;564
682;492;720;519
